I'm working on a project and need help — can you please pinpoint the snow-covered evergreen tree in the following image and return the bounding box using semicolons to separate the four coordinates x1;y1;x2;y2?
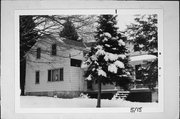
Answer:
82;15;132;107
125;14;158;90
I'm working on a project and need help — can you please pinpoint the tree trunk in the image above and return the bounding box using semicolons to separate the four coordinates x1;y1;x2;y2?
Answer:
20;59;26;96
96;79;101;108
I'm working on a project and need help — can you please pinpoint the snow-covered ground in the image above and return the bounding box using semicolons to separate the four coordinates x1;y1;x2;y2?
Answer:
20;96;158;108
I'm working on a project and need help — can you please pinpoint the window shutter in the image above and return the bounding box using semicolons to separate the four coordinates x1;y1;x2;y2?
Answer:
35;71;40;84
60;68;63;81
48;70;51;81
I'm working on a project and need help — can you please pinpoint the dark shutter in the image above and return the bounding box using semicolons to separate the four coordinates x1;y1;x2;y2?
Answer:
35;71;40;84
60;68;63;81
48;70;51;81
37;48;41;59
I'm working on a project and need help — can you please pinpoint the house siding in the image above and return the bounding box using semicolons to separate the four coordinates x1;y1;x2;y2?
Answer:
69;67;85;91
25;60;72;92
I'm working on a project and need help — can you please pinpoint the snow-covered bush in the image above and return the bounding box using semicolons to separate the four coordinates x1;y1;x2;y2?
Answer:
79;93;90;99
53;95;58;98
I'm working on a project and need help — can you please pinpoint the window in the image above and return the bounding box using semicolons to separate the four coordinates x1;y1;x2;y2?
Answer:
37;47;41;59
35;71;40;84
135;65;142;79
51;44;57;56
48;68;63;82
134;44;139;52
87;80;93;90
71;58;82;67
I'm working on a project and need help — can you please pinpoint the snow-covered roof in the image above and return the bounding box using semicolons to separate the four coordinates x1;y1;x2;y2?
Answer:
40;34;86;48
84;42;96;48
62;39;86;48
130;54;157;62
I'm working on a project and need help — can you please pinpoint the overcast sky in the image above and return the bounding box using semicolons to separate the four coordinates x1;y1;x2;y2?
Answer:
117;14;136;31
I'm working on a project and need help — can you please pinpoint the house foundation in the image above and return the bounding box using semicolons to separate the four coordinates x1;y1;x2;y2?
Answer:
25;91;82;98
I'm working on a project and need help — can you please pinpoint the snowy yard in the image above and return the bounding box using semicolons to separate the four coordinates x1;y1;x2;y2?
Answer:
20;96;158;108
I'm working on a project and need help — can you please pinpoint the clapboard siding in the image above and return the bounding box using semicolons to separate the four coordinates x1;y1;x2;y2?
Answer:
69;67;85;91
25;59;72;92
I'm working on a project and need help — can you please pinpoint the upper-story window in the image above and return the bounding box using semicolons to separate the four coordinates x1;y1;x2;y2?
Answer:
36;47;41;59
51;44;57;56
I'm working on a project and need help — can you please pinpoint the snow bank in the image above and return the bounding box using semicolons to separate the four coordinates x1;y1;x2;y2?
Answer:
20;96;158;108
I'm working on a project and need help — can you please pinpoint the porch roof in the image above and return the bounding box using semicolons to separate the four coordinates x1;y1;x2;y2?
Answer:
130;54;157;62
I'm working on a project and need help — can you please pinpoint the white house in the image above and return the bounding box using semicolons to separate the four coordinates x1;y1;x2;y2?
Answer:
25;35;88;98
25;35;157;101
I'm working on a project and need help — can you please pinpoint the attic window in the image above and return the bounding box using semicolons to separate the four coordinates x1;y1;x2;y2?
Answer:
71;58;82;67
36;47;41;59
51;44;57;56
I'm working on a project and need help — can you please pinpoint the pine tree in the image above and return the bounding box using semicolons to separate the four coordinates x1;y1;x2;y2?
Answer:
126;14;158;54
82;15;131;108
126;14;158;90
59;18;79;41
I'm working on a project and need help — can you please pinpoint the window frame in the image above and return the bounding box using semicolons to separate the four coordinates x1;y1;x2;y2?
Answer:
70;58;82;67
135;64;142;80
48;68;64;82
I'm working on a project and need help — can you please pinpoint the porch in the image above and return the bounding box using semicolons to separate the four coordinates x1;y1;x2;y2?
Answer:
84;88;158;102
